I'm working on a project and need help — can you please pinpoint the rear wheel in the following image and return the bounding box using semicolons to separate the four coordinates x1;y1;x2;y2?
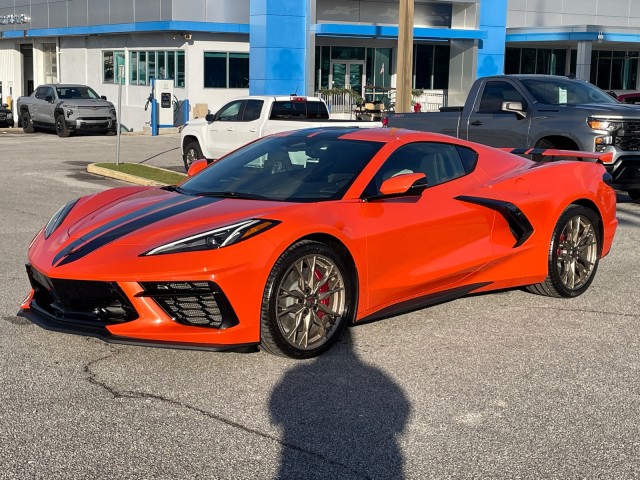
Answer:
527;205;601;298
628;189;640;202
183;141;204;171
260;241;354;358
21;110;34;134
55;114;70;137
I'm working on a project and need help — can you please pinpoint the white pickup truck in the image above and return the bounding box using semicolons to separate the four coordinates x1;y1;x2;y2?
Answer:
180;95;381;170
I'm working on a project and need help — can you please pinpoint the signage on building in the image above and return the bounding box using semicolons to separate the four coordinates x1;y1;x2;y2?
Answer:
0;14;31;25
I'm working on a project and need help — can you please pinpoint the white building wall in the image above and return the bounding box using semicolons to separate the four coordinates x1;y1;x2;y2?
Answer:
508;0;640;28
41;33;252;131
0;43;21;106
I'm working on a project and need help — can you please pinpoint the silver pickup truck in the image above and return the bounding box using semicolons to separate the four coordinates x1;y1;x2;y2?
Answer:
385;75;640;200
17;84;117;137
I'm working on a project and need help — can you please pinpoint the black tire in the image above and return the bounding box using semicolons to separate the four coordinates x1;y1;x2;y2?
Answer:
21;110;34;134
55;114;70;138
527;205;601;298
260;240;355;359
183;141;204;171
628;189;640;202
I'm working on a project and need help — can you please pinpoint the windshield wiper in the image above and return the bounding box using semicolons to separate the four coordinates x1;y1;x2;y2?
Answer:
198;191;271;200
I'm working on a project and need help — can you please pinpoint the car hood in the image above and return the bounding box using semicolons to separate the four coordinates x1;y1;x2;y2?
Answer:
58;98;113;108
41;187;295;267
547;103;640;118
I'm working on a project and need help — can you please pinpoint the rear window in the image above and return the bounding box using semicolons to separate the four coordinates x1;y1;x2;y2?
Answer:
270;100;329;120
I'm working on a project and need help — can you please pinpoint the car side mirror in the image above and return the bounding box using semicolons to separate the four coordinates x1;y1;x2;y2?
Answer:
501;101;526;119
187;158;209;177
101;95;107;100
45;95;54;103
379;172;427;197
1;103;8;108
205;113;215;123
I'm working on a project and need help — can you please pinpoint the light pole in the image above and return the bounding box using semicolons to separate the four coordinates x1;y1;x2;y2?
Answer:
116;64;124;165
396;0;414;113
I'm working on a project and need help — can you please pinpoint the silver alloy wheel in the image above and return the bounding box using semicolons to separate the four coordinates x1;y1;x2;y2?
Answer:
275;253;346;350
555;214;598;290
185;148;198;167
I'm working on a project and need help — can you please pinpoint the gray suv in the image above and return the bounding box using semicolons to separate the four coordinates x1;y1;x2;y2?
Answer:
17;84;117;137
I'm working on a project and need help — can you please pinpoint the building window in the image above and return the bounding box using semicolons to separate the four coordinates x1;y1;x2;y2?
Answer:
204;52;249;88
129;50;185;87
103;51;125;84
413;44;449;90
504;48;567;76
43;44;57;84
590;50;638;90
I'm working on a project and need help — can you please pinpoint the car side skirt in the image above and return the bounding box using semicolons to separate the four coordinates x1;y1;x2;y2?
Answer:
356;282;492;325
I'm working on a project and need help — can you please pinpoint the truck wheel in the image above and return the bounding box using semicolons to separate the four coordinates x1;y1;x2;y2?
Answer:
55;114;70;138
628;189;640;202
21;110;34;134
183;141;204;171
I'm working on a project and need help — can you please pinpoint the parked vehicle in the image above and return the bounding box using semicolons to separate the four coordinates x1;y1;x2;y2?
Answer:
20;127;617;358
16;84;117;137
616;92;640;104
384;75;640;200
0;103;14;127
180;95;382;171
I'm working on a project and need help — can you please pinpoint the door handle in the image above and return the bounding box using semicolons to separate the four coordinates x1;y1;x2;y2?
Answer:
250;128;258;132
470;120;483;126
227;127;235;131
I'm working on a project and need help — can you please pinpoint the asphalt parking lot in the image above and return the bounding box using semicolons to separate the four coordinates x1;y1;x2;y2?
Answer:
1;128;639;479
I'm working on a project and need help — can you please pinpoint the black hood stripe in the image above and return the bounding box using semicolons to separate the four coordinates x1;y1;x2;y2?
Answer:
52;194;188;266
54;196;221;267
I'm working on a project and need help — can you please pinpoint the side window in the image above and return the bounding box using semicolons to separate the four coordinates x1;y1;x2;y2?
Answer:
364;142;471;196
242;100;263;122
216;100;243;121
477;81;527;114
35;87;47;100
44;87;55;100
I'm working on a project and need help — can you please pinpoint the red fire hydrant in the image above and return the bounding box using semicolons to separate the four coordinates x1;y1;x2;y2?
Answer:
413;102;422;112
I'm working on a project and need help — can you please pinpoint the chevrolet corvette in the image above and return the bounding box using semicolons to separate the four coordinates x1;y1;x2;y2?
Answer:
19;127;618;358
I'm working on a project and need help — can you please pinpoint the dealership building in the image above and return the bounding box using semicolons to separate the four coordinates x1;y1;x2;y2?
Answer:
2;0;640;130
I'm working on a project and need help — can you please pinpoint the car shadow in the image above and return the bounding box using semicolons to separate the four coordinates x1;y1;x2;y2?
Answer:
269;329;411;479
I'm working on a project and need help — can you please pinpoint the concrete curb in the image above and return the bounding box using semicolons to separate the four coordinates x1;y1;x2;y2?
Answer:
87;163;185;186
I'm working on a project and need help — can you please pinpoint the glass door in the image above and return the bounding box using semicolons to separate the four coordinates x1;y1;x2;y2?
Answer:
331;61;364;95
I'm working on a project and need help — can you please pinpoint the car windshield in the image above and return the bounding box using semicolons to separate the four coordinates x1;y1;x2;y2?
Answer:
178;133;384;202
56;86;101;100
520;78;618;105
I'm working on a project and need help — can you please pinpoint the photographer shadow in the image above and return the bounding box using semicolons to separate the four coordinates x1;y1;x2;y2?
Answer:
269;329;411;479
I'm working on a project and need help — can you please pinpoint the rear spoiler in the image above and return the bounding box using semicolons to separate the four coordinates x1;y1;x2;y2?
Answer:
499;148;613;164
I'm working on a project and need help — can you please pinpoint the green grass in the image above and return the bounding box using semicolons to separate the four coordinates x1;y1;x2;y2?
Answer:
95;162;186;185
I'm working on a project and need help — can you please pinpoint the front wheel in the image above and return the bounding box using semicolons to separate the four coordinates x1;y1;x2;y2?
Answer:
21;110;34;134
183;141;204;171
527;205;601;298
260;241;355;358
55;114;70;137
628;189;640;202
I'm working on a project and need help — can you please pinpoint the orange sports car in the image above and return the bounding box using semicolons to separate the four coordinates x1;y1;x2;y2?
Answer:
20;128;617;358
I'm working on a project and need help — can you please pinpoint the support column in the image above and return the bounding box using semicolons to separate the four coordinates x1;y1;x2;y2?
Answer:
575;41;592;81
477;0;507;78
396;0;414;113
249;0;311;96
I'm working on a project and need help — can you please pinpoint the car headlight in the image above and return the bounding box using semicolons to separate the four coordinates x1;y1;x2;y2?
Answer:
44;199;78;239
143;219;279;256
587;118;622;132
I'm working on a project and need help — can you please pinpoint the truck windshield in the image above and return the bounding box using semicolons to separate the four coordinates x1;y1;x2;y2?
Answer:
520;78;618;106
178;134;383;202
56;86;101;100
